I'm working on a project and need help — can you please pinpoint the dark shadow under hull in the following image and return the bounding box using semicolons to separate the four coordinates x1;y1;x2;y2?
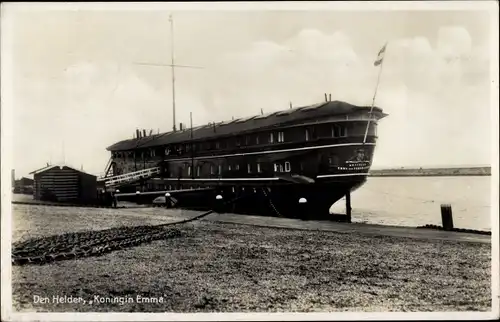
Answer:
116;176;366;220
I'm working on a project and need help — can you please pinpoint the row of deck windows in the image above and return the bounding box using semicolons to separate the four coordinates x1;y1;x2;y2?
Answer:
113;125;348;159
181;161;292;177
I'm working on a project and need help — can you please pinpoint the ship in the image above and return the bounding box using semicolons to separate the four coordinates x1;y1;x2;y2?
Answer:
100;97;387;219
98;16;388;219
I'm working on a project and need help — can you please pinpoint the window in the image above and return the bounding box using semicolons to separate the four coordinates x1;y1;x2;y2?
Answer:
236;138;241;147
269;132;274;143
305;128;309;141
197;166;201;176
257;163;262;173
245;136;250;145
210;165;214;175
215;141;220;149
278;131;285;143
256;135;260;145
188;166;191;176
332;125;347;138
247;163;252;173
228;165;232;171
274;162;290;172
218;164;222;175
236;164;240;171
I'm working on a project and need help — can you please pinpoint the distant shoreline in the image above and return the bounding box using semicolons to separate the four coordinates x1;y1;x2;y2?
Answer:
369;167;491;177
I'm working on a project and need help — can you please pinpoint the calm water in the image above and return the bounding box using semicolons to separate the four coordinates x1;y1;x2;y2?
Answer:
330;176;492;231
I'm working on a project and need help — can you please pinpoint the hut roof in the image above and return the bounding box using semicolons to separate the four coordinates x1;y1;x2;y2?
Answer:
29;164;96;177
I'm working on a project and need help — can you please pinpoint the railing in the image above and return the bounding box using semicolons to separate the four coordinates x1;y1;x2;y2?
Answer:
102;167;161;187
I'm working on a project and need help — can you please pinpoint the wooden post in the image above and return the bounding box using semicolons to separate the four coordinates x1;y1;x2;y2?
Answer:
299;197;308;220
441;204;454;231
346;191;352;223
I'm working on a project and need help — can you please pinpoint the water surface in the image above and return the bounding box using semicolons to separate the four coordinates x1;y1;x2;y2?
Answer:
331;176;491;231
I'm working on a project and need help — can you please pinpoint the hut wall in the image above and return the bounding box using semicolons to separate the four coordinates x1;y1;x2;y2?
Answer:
34;167;79;201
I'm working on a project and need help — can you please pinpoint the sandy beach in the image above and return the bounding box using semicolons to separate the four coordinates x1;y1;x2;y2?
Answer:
11;204;491;312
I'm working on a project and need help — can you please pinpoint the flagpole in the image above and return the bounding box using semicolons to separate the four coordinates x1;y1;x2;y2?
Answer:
363;44;387;144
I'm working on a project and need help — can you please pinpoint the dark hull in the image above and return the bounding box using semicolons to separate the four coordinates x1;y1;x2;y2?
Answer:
106;102;385;220
116;175;366;220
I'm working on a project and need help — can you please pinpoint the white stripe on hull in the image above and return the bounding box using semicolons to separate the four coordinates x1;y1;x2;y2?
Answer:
163;142;376;162
150;172;369;182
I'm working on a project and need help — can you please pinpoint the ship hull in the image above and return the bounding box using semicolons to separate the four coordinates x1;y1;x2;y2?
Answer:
105;100;387;219
115;174;366;219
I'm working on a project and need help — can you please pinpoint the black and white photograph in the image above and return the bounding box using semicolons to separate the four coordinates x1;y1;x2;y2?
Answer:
1;1;498;320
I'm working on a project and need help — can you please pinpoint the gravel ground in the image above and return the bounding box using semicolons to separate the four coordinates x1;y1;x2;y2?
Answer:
10;204;491;312
11;204;191;244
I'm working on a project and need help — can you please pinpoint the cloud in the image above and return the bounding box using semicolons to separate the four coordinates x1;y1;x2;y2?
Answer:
14;62;176;176
437;26;472;59
199;26;491;168
12;23;491;177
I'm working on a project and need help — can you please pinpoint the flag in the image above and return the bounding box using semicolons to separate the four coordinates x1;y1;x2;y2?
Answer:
374;43;387;66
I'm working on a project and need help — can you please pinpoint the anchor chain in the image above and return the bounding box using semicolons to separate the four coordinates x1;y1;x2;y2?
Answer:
262;187;283;217
12;193;251;266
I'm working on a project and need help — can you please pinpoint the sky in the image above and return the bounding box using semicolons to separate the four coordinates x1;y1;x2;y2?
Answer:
2;2;496;177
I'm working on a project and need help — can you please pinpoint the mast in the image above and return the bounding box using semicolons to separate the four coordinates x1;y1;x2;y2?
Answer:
170;14;177;132
190;111;194;179
133;14;203;134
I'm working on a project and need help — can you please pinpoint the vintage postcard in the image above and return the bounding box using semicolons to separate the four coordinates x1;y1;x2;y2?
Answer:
1;1;498;321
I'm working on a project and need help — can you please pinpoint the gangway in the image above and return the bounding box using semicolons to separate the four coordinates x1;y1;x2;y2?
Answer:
99;167;161;188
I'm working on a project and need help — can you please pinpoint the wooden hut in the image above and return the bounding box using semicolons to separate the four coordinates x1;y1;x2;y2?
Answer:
13;177;34;194
30;165;97;203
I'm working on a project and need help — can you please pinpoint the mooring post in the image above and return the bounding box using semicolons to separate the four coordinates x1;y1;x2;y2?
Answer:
215;194;224;213
441;204;454;231
299;197;308;220
165;192;171;208
345;191;352;223
136;191;141;205
231;187;237;213
112;190;118;208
